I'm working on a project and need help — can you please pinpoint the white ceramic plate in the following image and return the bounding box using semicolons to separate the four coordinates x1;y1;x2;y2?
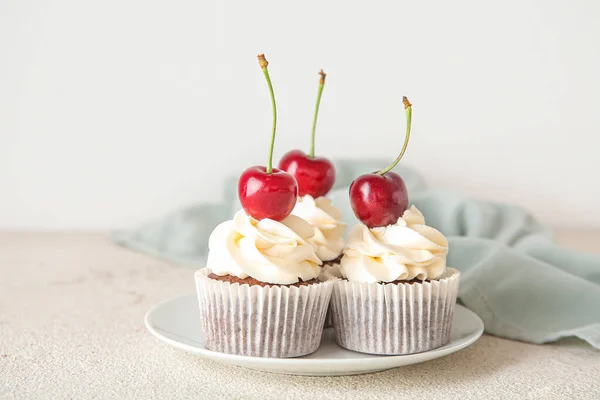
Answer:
145;294;484;376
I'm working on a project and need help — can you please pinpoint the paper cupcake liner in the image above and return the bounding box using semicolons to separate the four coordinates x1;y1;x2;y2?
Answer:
195;268;336;358
331;268;460;355
324;307;335;329
319;263;342;329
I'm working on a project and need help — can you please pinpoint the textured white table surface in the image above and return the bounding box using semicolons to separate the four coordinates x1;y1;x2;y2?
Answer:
1;231;599;399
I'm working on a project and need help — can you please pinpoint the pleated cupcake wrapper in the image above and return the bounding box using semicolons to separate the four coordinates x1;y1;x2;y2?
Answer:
319;263;342;329
331;268;460;355
195;268;336;358
324;307;335;329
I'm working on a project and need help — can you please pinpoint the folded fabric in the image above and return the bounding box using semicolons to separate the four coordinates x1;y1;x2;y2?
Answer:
113;160;600;348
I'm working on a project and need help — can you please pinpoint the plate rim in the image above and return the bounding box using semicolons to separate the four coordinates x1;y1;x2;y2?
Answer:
145;293;484;368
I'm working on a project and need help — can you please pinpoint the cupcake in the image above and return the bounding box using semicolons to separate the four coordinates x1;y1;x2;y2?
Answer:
195;54;336;358
277;69;346;329
332;96;460;355
196;210;335;358
290;195;346;328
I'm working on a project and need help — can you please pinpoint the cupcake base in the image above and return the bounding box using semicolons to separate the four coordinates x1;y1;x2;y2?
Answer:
196;268;335;358
318;260;343;329
207;273;319;288
331;268;460;355
322;254;343;267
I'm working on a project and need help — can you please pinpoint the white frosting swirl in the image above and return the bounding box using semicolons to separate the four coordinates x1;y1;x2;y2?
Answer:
290;195;346;262
207;210;322;284
340;206;449;283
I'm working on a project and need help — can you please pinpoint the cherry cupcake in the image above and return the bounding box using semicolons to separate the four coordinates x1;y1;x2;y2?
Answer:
195;55;335;358
331;98;460;355
278;70;346;328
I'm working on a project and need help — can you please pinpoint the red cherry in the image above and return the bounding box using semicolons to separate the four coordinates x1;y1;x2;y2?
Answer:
278;70;334;198
278;150;335;198
238;166;298;221
349;96;413;228
238;55;297;221
349;171;408;228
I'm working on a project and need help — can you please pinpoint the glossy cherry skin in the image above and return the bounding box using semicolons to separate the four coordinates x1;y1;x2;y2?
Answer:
278;150;336;198
238;166;298;221
349;171;408;228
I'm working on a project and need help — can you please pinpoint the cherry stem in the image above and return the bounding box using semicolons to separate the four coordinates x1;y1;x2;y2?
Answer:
258;54;277;173
309;70;326;158
377;96;412;175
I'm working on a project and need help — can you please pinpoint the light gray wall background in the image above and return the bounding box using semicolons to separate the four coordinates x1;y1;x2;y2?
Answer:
1;0;599;230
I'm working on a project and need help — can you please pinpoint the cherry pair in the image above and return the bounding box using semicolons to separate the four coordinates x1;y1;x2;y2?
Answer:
238;54;413;228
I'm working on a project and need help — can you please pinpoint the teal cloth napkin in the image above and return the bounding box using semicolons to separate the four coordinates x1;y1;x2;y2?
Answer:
113;160;600;348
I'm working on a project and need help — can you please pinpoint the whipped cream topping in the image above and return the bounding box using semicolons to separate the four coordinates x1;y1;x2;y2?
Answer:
207;210;322;284
290;195;346;262
340;206;449;283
